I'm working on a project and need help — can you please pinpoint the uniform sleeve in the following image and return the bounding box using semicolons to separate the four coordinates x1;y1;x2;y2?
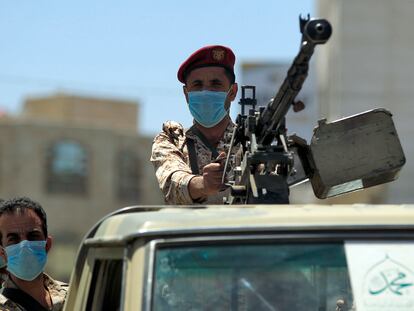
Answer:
150;129;196;205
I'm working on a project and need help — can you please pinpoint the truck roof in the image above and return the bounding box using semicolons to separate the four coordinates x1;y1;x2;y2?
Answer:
85;204;414;246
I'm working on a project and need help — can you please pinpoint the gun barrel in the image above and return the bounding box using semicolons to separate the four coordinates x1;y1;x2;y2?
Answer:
257;17;331;146
303;18;332;44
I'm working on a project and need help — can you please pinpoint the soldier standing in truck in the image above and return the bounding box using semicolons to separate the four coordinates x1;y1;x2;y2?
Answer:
151;45;239;204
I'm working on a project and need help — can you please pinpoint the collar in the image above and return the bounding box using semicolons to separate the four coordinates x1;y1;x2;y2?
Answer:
2;273;62;291
186;119;235;143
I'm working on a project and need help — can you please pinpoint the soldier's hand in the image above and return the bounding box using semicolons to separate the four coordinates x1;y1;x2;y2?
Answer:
188;152;227;200
202;152;226;195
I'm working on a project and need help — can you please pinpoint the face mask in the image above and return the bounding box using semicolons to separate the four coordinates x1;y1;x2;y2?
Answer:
5;240;47;281
188;90;229;128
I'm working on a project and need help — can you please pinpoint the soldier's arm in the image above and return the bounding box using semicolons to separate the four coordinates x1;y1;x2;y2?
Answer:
150;122;197;204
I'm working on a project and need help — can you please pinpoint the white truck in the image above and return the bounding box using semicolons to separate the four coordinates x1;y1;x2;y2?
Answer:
64;204;414;311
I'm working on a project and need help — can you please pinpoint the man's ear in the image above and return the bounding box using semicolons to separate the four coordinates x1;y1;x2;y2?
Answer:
225;83;238;111
46;236;53;253
183;85;189;103
228;83;238;101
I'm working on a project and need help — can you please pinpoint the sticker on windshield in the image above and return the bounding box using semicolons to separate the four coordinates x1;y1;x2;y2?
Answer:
345;242;414;311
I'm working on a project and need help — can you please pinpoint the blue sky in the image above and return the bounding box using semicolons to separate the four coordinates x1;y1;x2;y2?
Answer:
0;0;314;135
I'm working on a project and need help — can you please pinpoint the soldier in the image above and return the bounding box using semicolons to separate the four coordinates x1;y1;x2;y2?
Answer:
0;197;68;311
151;45;239;204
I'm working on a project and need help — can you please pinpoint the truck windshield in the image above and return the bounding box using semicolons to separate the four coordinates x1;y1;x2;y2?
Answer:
153;242;352;311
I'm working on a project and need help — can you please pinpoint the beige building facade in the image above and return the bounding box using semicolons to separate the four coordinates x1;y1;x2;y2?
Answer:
0;93;163;279
316;0;413;203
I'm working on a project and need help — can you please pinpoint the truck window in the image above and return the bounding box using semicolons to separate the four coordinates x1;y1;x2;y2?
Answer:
152;243;352;311
86;259;123;311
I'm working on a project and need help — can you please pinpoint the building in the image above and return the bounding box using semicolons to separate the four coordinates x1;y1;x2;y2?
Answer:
316;0;414;203
0;93;163;279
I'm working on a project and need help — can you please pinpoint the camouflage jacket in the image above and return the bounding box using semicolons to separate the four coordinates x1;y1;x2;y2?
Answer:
150;120;239;204
0;273;68;311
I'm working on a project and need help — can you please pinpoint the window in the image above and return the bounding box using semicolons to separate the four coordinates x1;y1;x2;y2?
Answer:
86;259;123;311
46;140;88;194
153;243;352;311
117;150;140;202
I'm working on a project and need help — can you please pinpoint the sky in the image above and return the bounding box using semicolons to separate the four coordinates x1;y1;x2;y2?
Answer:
0;0;314;136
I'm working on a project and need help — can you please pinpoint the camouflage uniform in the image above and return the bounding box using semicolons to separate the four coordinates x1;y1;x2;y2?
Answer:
151;120;239;204
0;273;68;311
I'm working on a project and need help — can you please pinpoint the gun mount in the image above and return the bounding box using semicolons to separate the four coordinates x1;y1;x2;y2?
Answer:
223;15;405;204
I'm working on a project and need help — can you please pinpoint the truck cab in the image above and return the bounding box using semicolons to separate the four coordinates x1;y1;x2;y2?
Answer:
64;204;414;311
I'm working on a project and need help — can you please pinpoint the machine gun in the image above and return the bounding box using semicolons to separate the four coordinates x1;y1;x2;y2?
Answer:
223;15;405;204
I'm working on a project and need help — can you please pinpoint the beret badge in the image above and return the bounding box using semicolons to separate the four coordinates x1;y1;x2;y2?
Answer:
212;48;225;61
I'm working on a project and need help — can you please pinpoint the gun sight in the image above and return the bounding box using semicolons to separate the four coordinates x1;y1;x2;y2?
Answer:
239;85;257;116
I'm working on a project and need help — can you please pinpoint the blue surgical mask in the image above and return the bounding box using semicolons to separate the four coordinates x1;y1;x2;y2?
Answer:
5;240;47;281
188;90;229;128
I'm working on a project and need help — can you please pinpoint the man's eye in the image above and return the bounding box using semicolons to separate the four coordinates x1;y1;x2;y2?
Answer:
211;82;224;89
189;86;202;91
28;233;43;240
7;237;18;244
190;82;202;87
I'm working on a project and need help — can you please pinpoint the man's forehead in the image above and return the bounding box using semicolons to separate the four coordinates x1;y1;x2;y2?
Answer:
186;66;228;81
0;209;43;231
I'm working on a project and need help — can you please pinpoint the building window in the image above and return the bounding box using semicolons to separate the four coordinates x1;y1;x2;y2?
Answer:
46;140;88;195
117;150;140;202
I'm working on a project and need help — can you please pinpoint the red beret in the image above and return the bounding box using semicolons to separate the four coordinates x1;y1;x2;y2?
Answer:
177;45;235;83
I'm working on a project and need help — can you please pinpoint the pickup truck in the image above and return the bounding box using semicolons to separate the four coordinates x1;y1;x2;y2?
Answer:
64;204;414;311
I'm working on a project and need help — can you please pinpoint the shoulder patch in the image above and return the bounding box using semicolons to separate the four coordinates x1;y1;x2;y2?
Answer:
162;121;184;137
161;120;185;146
55;280;69;290
55;280;69;286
